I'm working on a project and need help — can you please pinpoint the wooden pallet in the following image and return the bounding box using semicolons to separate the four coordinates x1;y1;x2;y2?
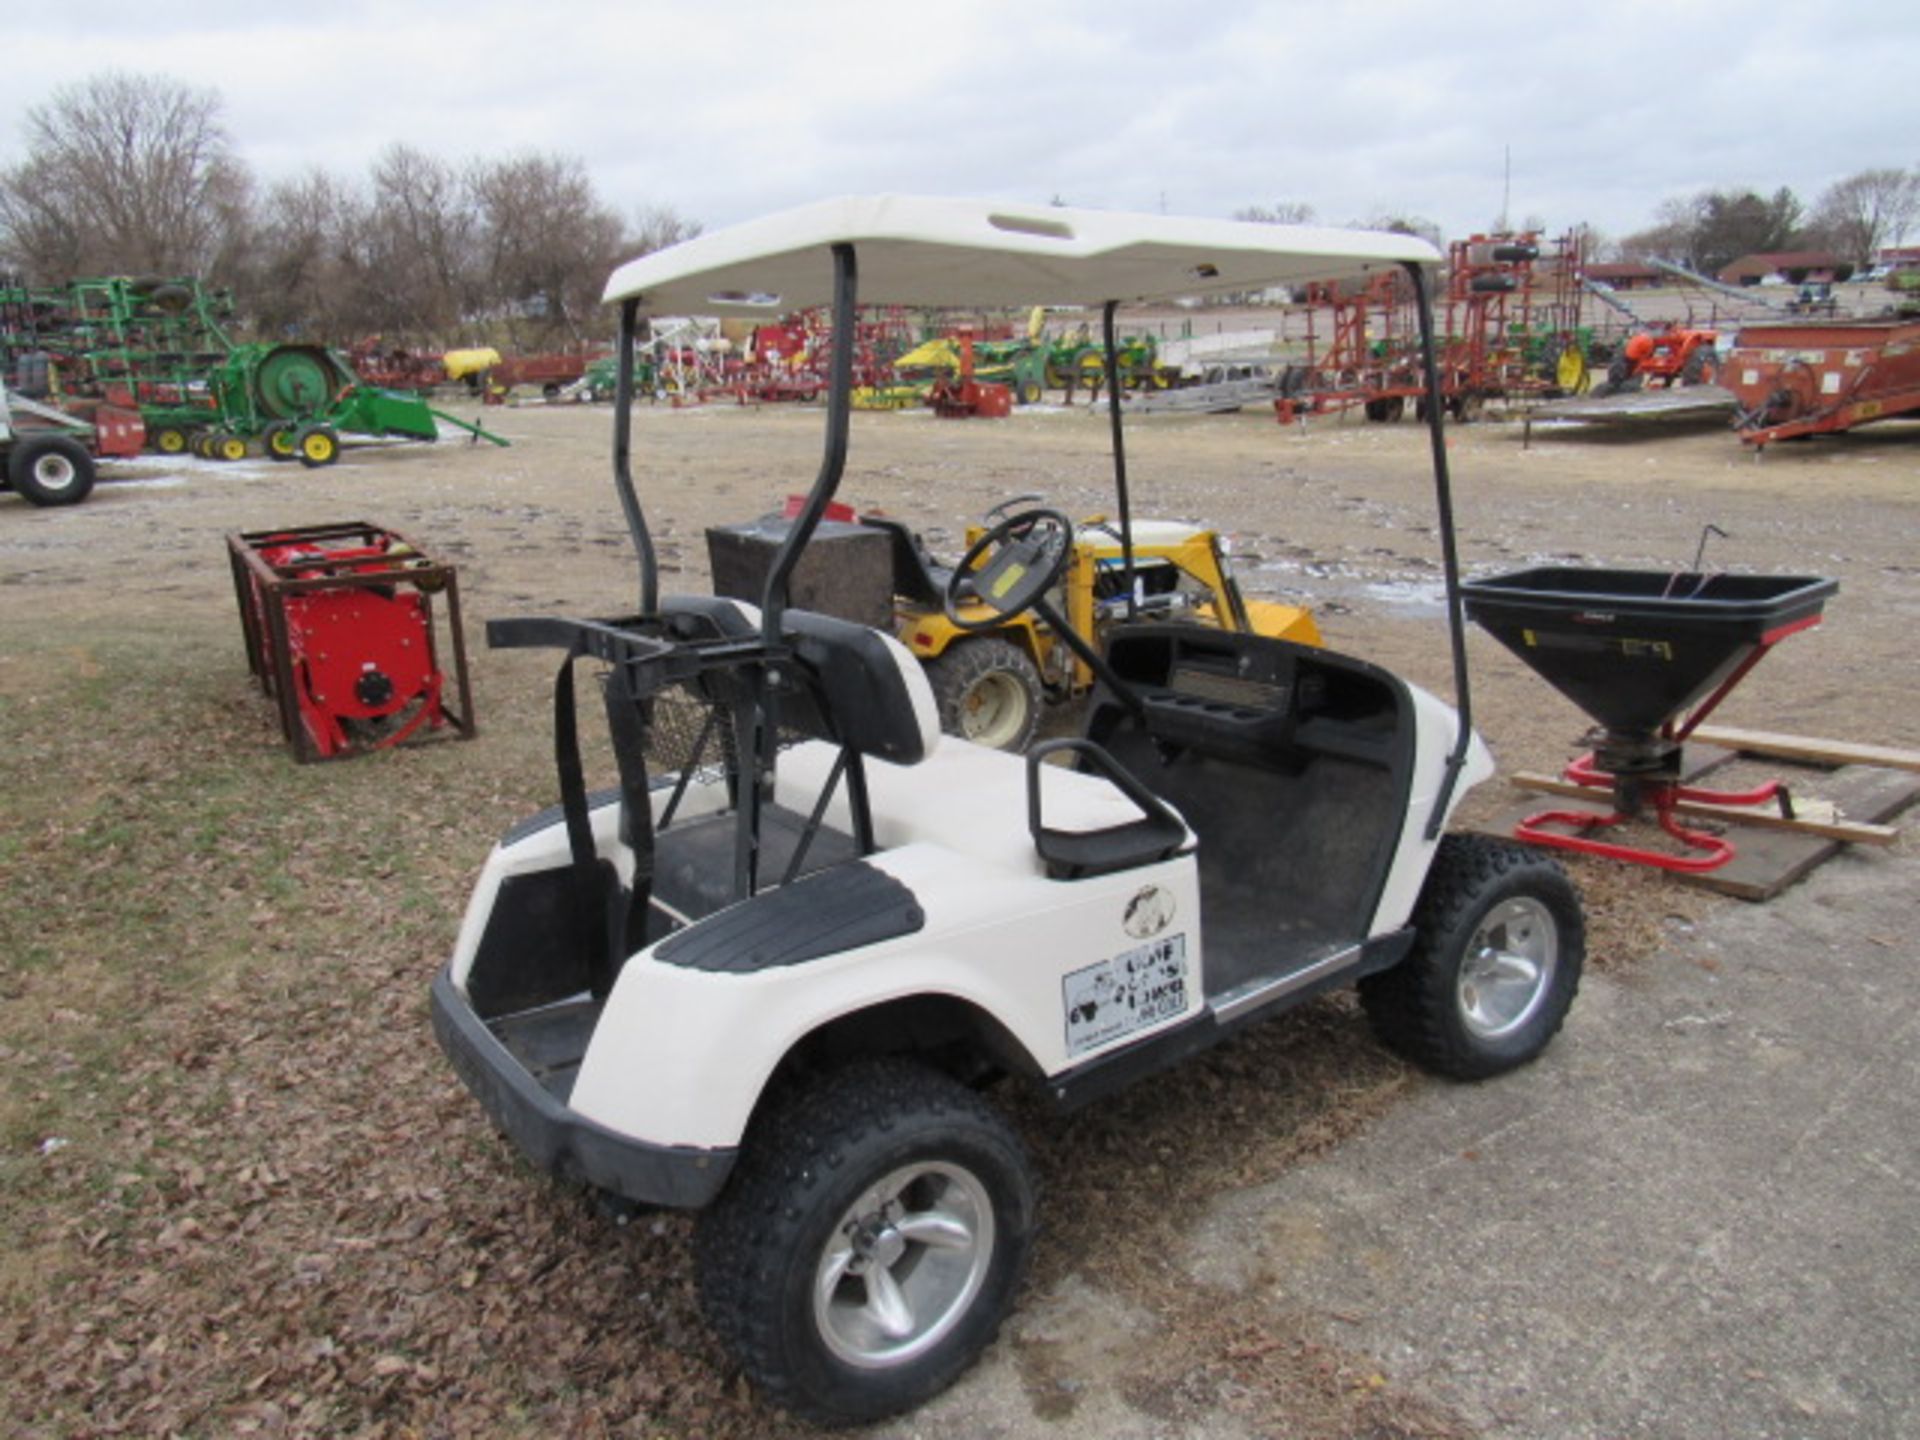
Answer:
1479;735;1920;901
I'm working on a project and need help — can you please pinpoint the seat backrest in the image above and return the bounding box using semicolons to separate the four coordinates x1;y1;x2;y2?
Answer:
781;609;941;766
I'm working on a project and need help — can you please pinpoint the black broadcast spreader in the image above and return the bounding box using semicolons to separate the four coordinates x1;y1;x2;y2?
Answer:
1461;566;1837;873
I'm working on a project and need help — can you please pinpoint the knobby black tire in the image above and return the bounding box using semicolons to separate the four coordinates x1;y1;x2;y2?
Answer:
1360;834;1584;1080
695;1058;1035;1427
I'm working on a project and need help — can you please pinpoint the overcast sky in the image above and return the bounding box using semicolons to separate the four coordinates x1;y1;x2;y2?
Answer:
8;1;1917;248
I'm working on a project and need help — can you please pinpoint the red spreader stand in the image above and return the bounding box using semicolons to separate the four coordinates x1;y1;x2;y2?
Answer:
1462;567;1836;873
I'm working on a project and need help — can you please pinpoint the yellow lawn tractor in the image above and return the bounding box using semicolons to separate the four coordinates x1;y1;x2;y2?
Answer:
865;497;1320;749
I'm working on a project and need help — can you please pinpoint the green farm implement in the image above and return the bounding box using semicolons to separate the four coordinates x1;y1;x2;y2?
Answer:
0;276;507;464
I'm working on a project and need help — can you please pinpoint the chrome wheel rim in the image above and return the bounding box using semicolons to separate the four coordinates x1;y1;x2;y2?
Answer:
814;1160;994;1370
1459;897;1558;1040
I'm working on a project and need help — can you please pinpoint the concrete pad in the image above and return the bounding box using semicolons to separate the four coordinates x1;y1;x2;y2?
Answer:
1184;845;1920;1438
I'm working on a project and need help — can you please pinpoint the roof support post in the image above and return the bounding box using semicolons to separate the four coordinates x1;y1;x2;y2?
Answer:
1102;300;1137;619
1407;260;1474;838
612;297;658;616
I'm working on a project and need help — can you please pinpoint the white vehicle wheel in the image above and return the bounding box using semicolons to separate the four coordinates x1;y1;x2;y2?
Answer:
8;435;96;506
926;637;1042;752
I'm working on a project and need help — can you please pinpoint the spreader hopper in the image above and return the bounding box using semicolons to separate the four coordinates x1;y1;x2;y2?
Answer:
1461;566;1836;870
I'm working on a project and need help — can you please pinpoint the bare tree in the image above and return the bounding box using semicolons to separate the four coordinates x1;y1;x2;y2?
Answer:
1809;168;1920;268
468;152;626;344
1360;212;1444;249
359;144;478;339
0;72;252;281
627;204;702;257
1621;187;1805;275
244;168;368;340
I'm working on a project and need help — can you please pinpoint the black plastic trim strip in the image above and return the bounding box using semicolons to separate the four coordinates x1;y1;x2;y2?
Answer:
654;861;924;973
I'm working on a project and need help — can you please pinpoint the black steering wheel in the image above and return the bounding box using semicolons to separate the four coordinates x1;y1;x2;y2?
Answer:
944;507;1074;632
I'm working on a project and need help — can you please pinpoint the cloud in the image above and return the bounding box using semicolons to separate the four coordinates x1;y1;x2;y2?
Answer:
6;0;1918;244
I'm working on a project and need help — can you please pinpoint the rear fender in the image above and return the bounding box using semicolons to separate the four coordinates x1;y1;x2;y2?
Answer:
568;844;1203;1151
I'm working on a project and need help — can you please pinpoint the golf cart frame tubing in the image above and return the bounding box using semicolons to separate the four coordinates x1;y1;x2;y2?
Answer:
608;246;1474;869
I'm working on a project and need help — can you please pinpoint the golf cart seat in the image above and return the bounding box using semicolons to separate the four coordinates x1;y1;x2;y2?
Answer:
651;609;941;924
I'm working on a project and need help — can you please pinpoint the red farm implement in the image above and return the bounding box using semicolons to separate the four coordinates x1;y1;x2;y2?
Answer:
228;522;476;762
1274;231;1590;424
1723;318;1920;448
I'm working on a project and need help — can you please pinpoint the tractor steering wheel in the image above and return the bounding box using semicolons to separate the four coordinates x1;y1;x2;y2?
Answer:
944;507;1074;632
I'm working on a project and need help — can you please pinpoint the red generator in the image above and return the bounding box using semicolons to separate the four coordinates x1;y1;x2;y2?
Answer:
227;521;476;762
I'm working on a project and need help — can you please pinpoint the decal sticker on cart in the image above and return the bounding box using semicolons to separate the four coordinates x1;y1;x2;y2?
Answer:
1122;883;1175;938
1063;934;1189;1057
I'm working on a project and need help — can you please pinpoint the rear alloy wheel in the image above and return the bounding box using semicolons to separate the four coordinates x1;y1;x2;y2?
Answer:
8;435;96;506
925;637;1042;752
295;425;340;468
1360;834;1584;1079
696;1059;1035;1427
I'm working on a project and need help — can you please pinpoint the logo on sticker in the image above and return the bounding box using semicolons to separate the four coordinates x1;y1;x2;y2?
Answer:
1123;884;1175;938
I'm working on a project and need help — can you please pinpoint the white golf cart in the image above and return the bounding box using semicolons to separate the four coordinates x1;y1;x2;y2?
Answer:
431;196;1585;1426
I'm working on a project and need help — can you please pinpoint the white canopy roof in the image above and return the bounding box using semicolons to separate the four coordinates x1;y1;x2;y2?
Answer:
603;195;1438;315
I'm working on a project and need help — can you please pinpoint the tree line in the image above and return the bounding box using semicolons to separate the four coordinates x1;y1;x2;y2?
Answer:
1237;168;1919;279
6;72;1915;348
0;73;699;350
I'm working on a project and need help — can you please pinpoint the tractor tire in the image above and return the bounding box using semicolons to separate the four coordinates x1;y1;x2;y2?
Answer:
263;423;297;462
295;425;340;468
1604;356;1639;395
217;432;249;462
7;434;96;506
1359;834;1584;1080
695;1058;1036;1427
1681;347;1711;386
1017;378;1044;406
149;283;193;315
926;637;1042;752
1555;345;1591;395
150;425;190;456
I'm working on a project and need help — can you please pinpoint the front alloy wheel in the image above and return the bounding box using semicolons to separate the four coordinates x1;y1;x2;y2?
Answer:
1360;834;1584;1079
1456;895;1558;1041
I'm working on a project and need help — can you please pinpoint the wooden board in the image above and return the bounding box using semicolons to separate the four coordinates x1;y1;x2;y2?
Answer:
1687;726;1920;775
1480;764;1920;902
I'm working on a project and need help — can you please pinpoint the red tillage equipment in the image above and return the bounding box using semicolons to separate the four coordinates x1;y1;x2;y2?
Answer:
1723;318;1920;447
1462;566;1836;872
228;521;476;762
